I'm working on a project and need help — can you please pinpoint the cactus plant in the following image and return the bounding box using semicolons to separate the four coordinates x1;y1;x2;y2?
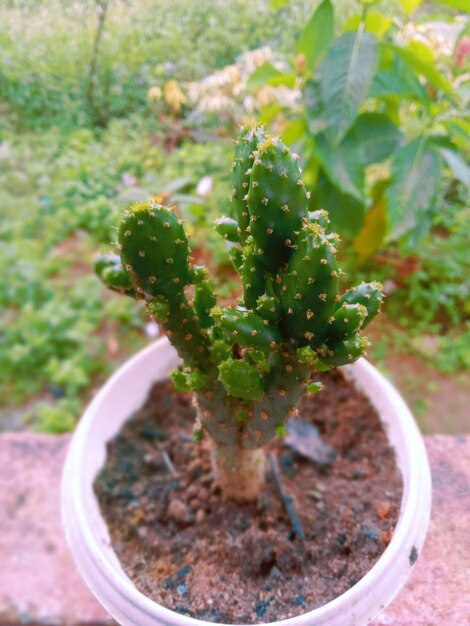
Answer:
96;122;383;501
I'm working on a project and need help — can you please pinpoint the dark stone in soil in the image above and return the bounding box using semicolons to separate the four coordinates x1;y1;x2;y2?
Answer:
254;596;274;618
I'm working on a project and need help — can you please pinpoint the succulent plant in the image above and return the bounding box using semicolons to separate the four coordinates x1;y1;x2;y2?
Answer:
96;121;383;501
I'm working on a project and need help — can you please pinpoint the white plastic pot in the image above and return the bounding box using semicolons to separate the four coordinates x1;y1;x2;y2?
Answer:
62;336;432;626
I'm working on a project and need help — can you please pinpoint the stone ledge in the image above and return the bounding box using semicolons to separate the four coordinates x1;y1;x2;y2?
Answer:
0;434;112;626
0;433;469;626
371;434;470;626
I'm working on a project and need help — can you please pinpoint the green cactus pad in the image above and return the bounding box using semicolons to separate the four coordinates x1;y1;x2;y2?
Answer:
118;202;191;299
328;302;368;339
339;281;384;328
256;293;281;323
231;122;265;239
147;297;170;324
306;381;324;394
218;358;265;400
215;216;240;242
194;269;216;328
94;253;135;296
229;247;243;274
319;335;370;367
241;241;267;309
246;349;271;374
209;339;232;363
212;306;280;349
172;368;207;392
247;136;307;272
296;345;317;367
308;209;330;229
281;222;338;347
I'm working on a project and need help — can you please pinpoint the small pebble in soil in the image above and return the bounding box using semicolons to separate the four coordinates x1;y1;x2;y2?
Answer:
139;422;167;441
48;384;65;398
199;609;224;622
176;565;192;579
175;605;194;617
363;527;380;541
167;497;191;524
293;595;305;606
164;565;192;590
163;576;175;589
176;583;189;597
376;501;391;519
380;528;393;545
279;451;297;476
255;596;274;618
284;419;336;466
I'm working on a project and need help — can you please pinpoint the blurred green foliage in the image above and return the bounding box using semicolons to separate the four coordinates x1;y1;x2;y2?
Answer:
247;0;470;252
0;0;315;129
0;0;468;432
360;189;470;372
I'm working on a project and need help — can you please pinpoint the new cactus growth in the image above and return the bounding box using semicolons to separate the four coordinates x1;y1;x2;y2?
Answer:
97;122;384;501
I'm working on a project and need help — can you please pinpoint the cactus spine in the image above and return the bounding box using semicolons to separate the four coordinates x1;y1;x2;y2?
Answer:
97;122;384;501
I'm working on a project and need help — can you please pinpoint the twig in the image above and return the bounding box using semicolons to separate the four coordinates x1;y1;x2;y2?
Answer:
86;0;111;123
268;452;304;539
162;450;179;478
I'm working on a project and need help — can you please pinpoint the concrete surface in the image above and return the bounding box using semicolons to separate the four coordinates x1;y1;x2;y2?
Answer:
0;433;469;626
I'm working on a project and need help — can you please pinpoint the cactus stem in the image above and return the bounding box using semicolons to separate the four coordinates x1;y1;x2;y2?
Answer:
211;444;266;502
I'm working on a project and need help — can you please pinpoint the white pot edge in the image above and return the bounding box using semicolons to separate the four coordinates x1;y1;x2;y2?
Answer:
62;336;432;626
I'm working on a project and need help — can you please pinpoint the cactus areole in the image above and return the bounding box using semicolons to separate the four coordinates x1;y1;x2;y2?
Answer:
96;123;384;502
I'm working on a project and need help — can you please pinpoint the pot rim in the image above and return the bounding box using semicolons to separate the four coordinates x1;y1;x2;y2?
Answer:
62;336;432;626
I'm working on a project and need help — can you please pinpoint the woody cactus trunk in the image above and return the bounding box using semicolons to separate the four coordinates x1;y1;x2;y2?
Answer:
96;122;383;501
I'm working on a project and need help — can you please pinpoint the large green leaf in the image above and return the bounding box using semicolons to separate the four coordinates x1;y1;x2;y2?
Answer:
303;78;329;133
371;52;429;102
438;147;470;191
281;118;307;145
258;104;284;124
399;0;422;14
385;138;442;242
343;112;403;165
391;42;454;96
319;30;378;143
432;0;470;9
343;12;393;37
313;113;401;199
267;72;297;87
314;133;364;200
248;63;283;87
297;0;334;72
443;117;470;150
309;172;365;236
353;188;388;264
